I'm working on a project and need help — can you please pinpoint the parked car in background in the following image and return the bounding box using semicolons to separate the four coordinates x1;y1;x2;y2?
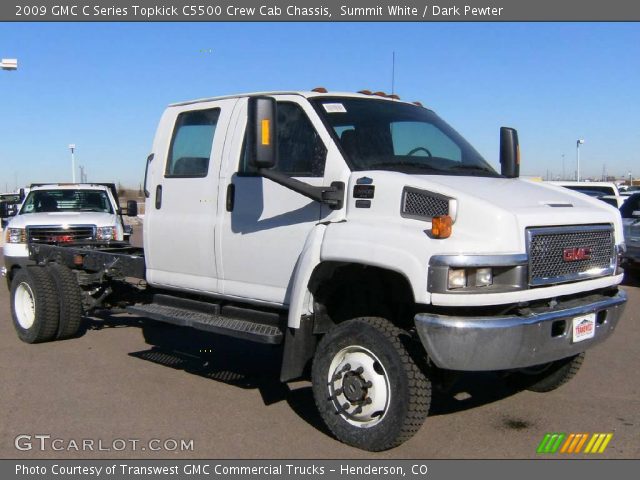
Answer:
619;185;640;198
1;183;137;272
620;192;640;266
549;181;624;208
0;192;23;229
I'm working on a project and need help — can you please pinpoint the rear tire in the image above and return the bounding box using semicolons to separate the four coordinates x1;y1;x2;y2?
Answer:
48;264;83;339
10;267;60;343
509;353;585;393
311;317;431;451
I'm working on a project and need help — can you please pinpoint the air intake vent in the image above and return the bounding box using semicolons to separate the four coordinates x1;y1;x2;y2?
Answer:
401;187;450;220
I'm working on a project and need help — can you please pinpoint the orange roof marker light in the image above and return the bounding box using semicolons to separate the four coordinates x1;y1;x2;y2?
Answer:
312;87;328;93
373;91;387;97
358;90;372;95
412;101;424;107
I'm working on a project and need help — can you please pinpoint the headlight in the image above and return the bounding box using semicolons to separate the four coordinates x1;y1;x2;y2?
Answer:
475;267;493;287
96;226;117;241
447;267;493;289
448;268;467;289
6;228;26;244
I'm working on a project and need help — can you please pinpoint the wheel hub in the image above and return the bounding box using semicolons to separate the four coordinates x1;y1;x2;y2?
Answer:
342;372;368;403
327;346;391;428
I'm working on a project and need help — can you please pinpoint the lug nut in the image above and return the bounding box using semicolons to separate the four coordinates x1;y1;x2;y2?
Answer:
355;366;364;374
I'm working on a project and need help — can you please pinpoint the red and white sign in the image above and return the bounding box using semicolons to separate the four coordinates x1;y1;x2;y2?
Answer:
572;313;596;343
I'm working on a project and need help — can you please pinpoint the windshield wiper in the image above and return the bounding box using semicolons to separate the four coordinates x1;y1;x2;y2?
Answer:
448;164;496;174
367;162;443;172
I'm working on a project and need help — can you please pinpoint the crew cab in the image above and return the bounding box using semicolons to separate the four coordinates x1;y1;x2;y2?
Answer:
2;183;136;272
4;91;627;451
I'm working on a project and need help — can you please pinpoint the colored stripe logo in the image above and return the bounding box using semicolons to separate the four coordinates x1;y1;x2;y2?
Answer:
537;433;613;454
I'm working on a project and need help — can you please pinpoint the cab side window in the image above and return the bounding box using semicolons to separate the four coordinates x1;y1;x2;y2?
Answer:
241;102;326;177
166;108;220;177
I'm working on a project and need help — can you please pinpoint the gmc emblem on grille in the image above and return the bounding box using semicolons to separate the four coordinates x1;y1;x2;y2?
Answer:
563;247;592;262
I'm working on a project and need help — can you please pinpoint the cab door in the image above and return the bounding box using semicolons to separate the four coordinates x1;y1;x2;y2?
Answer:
217;96;330;305
144;98;237;293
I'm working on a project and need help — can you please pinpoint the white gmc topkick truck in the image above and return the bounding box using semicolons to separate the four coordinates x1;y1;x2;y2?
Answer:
3;90;627;451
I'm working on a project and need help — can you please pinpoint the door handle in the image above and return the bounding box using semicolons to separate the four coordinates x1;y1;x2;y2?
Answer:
226;183;235;212
155;185;162;209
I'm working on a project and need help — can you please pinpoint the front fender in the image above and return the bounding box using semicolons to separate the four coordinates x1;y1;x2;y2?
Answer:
319;222;429;307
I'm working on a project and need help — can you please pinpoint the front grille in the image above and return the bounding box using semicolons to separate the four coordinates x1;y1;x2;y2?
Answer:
402;188;449;219
527;225;615;286
27;225;95;244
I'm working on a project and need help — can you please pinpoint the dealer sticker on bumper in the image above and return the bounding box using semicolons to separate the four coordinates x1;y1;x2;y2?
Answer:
572;313;596;343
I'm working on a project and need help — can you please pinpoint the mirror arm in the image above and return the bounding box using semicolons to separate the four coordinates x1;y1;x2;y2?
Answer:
259;169;344;210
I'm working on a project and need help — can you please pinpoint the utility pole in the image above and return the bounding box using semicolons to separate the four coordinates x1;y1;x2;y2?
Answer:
561;154;565;180
576;139;585;181
69;144;76;183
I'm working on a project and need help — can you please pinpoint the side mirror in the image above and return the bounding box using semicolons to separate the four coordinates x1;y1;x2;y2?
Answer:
126;200;138;217
248;96;278;169
500;127;520;178
0;202;8;218
19;188;25;201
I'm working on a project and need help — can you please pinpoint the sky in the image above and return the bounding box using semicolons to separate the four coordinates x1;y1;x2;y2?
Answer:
0;22;638;189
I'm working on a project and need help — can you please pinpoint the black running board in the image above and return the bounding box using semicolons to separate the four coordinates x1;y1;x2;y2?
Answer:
127;302;284;345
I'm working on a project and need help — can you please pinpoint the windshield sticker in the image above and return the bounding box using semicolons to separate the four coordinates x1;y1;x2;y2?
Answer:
323;103;347;113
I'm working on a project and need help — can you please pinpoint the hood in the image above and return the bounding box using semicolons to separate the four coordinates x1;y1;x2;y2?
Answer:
422;175;620;221
8;211;118;229
345;172;624;254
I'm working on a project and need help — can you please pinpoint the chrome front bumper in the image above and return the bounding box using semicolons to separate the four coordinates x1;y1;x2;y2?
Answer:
414;289;627;371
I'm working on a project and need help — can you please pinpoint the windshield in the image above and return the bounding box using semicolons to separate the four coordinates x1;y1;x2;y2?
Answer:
20;189;114;214
312;97;499;176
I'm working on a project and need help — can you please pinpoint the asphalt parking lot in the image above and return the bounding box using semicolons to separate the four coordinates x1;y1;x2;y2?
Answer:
0;235;638;459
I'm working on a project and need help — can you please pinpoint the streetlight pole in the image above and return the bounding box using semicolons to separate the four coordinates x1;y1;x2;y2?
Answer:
561;154;565;180
576;139;585;181
69;144;76;183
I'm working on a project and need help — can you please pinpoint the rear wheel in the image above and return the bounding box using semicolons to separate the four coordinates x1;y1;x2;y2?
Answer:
48;264;83;339
311;317;431;451
10;267;59;343
509;353;585;392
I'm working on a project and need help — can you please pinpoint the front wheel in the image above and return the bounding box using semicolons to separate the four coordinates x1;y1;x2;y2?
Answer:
311;317;431;451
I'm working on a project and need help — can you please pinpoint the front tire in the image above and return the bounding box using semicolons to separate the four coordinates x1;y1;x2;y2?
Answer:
10;267;60;343
311;317;431;451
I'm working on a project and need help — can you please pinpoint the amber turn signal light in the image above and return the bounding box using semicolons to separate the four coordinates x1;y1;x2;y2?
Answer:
431;215;452;239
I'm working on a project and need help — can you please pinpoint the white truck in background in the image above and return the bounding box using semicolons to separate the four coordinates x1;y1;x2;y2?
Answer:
4;90;627;451
1;183;137;271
